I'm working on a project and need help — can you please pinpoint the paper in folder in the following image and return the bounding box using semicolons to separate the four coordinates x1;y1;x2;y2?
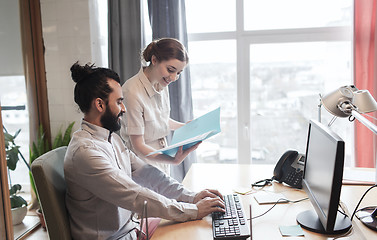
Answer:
147;107;221;157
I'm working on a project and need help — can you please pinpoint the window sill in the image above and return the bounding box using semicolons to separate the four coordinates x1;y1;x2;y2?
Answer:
13;210;41;240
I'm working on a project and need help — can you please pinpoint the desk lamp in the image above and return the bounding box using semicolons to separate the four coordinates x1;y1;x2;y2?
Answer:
320;85;377;232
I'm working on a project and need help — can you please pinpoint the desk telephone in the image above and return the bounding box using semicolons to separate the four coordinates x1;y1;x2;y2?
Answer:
273;150;305;189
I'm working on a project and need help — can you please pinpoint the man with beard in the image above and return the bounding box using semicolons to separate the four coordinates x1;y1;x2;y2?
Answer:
64;62;225;240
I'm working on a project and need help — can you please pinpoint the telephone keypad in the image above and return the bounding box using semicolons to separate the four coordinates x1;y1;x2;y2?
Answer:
283;168;303;188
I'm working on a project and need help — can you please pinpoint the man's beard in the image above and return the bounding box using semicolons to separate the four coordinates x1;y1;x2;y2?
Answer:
100;106;122;133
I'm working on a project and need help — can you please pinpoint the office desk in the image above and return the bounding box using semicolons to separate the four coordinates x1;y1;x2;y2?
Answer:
151;163;377;240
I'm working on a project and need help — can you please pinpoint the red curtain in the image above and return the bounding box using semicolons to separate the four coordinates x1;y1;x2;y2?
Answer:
354;0;377;168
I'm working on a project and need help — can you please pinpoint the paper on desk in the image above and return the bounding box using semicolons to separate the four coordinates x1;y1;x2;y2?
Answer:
254;192;289;204
279;225;305;236
147;107;221;157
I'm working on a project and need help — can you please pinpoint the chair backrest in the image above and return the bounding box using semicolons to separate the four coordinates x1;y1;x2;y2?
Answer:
31;146;72;240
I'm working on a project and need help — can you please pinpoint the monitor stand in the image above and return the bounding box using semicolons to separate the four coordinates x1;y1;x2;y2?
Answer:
356;206;377;232
296;210;352;234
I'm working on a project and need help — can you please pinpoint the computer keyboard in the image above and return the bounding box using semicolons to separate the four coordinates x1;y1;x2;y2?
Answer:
212;194;251;240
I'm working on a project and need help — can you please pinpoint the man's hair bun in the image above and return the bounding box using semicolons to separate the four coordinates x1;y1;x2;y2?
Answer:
70;61;121;114
70;61;95;83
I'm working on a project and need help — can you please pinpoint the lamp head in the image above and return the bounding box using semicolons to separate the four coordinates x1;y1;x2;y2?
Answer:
321;85;358;117
352;90;377;113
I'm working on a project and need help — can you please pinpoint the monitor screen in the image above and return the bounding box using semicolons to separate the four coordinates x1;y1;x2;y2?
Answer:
296;120;351;234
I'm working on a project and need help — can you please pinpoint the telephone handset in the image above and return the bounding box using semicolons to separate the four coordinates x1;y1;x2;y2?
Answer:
273;150;305;189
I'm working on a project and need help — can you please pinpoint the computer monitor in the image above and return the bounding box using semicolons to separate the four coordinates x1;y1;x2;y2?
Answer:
296;120;352;234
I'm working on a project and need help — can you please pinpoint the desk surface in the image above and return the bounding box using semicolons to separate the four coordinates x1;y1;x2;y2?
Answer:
151;163;377;240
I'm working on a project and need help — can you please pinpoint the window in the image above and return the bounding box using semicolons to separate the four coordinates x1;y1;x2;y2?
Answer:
0;76;30;187
189;40;237;163
186;0;236;33
244;0;352;30
0;0;30;195
186;0;353;165
249;42;353;165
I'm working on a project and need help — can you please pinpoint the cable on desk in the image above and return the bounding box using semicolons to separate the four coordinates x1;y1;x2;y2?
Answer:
251;178;273;188
330;201;357;239
250;197;308;220
337;203;349;218
331;226;354;240
350;184;377;221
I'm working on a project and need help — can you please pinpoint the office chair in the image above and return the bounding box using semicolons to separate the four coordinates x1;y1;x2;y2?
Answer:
31;146;72;240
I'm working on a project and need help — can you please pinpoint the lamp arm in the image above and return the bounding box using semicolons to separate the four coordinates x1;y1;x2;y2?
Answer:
351;110;377;135
318;96;322;122
351;110;377;184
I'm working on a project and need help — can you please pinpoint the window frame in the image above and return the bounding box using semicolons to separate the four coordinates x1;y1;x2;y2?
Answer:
0;109;13;239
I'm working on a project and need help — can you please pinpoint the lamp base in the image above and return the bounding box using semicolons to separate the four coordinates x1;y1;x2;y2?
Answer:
356;206;377;232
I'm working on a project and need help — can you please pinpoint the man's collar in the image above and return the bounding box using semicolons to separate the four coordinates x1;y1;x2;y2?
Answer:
81;119;111;142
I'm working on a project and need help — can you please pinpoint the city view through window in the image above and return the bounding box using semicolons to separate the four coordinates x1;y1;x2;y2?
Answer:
248;42;352;165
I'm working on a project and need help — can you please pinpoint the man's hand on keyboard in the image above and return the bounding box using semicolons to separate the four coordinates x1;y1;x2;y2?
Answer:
196;196;225;220
193;189;224;203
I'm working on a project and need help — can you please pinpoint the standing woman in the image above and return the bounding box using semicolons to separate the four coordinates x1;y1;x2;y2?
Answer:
120;38;194;175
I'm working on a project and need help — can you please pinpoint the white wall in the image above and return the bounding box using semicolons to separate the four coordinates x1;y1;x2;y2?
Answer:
40;0;102;137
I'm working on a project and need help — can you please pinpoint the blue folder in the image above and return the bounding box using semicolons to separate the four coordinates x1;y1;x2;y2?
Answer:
147;107;221;157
